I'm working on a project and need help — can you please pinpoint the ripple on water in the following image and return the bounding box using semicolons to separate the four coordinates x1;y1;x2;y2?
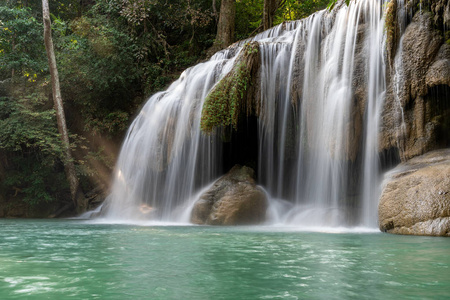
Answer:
0;220;449;300
4;276;55;295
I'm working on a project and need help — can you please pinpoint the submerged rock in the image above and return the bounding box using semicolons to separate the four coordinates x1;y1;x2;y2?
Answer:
378;149;450;236
191;165;267;225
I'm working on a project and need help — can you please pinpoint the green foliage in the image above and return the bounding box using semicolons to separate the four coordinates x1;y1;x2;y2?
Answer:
4;0;83;20
53;0;217;136
236;0;264;40
0;87;70;205
279;0;330;21
3;156;68;205
99;0;215;67
0;6;46;81
0;93;62;155
235;0;329;39
201;42;259;133
327;0;351;11
55;14;139;136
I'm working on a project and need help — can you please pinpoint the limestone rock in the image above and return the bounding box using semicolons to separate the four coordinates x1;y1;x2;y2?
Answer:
378;149;450;236
446;2;450;28
380;11;449;162
191;165;267;225
431;0;450;28
400;12;442;102
426;44;450;88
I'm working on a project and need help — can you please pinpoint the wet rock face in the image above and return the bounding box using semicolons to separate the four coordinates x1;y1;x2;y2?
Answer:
426;44;450;88
430;0;450;29
190;165;267;225
378;149;450;236
380;10;450;162
401;13;443;100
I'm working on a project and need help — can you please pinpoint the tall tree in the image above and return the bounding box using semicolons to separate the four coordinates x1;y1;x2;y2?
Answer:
263;0;286;31
208;0;235;55
42;0;86;213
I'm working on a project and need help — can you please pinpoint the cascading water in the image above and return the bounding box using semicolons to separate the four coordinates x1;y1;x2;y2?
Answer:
391;0;407;158
102;0;388;228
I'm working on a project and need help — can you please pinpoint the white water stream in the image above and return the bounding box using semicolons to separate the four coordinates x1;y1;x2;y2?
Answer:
102;0;388;228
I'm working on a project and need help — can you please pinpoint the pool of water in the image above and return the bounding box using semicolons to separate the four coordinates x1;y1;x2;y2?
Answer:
1;219;449;299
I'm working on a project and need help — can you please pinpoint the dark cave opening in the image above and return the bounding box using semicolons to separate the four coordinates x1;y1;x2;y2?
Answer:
221;115;259;178
379;147;401;172
426;84;450;148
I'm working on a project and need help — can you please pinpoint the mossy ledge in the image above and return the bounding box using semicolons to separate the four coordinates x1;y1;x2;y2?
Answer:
200;42;261;133
385;0;398;66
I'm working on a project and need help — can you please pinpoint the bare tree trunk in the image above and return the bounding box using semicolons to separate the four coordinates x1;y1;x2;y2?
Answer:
208;0;235;56
42;0;86;213
263;0;275;30
11;35;15;78
263;0;285;31
212;0;218;21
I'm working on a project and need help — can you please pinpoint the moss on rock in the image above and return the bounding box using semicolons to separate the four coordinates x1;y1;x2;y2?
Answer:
200;42;261;133
385;0;398;66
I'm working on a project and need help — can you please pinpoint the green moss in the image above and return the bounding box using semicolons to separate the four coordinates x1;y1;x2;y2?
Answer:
201;42;260;133
385;0;397;64
385;1;395;44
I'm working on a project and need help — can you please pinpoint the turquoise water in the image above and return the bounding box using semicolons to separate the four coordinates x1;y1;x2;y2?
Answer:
1;220;449;299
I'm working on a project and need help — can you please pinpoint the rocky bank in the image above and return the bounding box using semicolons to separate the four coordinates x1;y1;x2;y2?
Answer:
379;149;450;236
377;0;450;236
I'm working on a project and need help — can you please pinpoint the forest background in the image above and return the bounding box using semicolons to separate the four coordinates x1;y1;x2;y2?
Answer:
0;0;328;216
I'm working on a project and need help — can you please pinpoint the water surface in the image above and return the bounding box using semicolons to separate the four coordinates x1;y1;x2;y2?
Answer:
1;220;449;299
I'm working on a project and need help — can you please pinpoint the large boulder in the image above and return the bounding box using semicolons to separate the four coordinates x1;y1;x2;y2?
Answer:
191;165;267;225
378;149;450;236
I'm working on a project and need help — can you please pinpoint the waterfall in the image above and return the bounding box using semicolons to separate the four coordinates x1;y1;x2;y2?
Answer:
102;0;388;228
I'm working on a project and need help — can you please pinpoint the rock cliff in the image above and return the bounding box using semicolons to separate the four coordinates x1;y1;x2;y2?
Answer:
378;1;450;236
381;2;450;162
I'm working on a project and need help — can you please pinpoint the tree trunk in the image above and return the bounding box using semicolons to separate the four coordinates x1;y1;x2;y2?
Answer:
208;0;235;55
212;0;218;21
11;35;15;78
263;0;275;30
263;0;285;31
42;0;86;214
